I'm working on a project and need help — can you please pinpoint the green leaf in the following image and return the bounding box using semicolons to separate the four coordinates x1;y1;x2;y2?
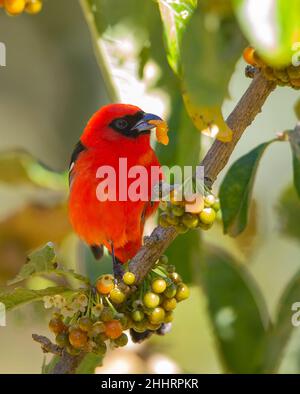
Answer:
158;0;197;75
8;243;57;285
233;0;300;67
166;229;200;284
294;98;300;120
54;269;91;286
181;4;245;107
42;355;60;374
76;353;103;374
288;127;300;198
9;243;90;286
201;245;269;373
0;286;73;311
0;151;67;190
220;141;275;236
276;185;300;241
264;270;300;373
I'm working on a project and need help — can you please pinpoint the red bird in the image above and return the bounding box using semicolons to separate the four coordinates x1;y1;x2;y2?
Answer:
68;104;162;278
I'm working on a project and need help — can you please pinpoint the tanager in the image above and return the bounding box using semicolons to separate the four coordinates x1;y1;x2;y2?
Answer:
68;104;165;278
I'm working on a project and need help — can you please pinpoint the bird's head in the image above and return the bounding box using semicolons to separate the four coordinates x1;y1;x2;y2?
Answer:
81;103;162;147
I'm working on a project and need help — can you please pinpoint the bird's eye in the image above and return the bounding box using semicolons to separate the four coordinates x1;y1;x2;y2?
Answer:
115;119;128;130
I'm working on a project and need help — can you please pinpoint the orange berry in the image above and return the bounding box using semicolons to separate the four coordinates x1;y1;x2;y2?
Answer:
5;0;26;15
243;46;256;66
96;274;114;295
69;328;88;349
48;317;66;335
104;320;123;339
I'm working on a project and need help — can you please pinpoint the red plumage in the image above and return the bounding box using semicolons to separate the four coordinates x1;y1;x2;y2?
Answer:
68;104;162;264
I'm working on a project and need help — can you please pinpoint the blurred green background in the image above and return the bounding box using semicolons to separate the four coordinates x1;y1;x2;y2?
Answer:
0;0;300;374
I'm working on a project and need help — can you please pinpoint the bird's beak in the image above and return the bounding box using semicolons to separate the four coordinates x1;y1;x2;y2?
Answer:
132;113;162;133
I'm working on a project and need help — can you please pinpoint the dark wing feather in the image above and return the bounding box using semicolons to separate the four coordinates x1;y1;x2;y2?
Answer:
90;245;104;260
69;140;86;187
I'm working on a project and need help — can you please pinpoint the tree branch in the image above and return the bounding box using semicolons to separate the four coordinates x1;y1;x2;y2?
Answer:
129;70;276;282
45;70;276;373
32;334;62;356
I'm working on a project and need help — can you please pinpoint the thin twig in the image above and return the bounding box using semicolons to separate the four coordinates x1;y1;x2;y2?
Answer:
32;334;62;356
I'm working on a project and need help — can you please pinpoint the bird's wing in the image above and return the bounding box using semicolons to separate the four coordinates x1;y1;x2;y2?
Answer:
69;140;86;187
90;244;104;260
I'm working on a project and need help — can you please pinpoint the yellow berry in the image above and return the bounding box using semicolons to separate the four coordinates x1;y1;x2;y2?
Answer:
123;271;136;285
165;312;174;323
204;194;216;207
199;207;216;225
149;307;165;324
163;297;177;311
25;0;42;14
176;283;190;301
143;292;160;308
109;287;126;304
151;278;167;294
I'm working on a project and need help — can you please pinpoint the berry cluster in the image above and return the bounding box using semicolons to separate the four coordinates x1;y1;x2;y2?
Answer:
243;46;300;89
0;0;42;15
44;256;190;357
159;189;220;233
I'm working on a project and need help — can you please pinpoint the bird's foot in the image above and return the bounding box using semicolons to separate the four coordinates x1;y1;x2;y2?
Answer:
113;258;124;283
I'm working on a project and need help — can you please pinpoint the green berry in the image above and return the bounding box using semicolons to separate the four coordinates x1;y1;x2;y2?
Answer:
90;321;106;337
151;278;167;294
78;317;92;332
55;332;69;347
171;205;185;217
204;194;216;207
159;255;169;265
114;333;128;347
133;320;148;332
159;201;168;211
169;272;182;284
164;283;177;298
132;310;145;322
159;212;170;227
212;198;220;212
198;222;213;231
149;307;166;324
66;345;81;356
199;207;216;225
100;307;114;322
166;264;176;273
182;213;199;229
94;341;107;356
123;272;136;285
175;223;188;234
176;283;190;301
166;212;180;225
